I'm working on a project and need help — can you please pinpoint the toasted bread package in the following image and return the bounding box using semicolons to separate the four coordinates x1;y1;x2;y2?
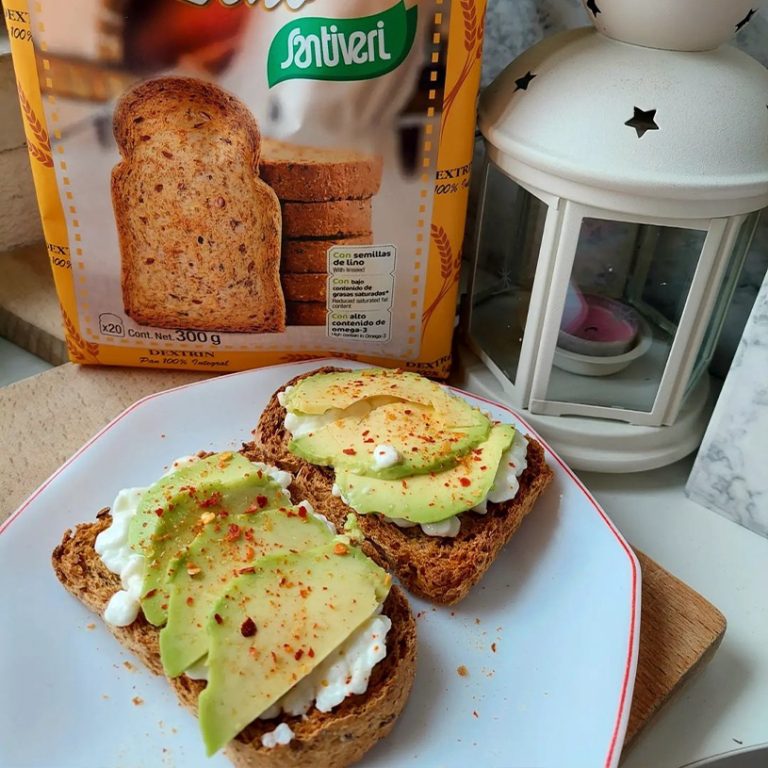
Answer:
7;0;486;377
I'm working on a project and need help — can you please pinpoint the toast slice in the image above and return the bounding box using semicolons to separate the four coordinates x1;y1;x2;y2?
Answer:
286;302;327;327
52;503;416;768
112;77;285;333
283;236;372;274
253;368;555;605
260;140;382;203
282;200;372;239
282;274;327;303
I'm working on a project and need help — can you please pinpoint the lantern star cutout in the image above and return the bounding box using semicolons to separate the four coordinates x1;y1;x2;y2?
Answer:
586;0;601;16
625;107;659;138
514;71;537;92
736;9;756;32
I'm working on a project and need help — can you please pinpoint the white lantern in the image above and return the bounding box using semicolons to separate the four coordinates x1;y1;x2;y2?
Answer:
463;0;768;472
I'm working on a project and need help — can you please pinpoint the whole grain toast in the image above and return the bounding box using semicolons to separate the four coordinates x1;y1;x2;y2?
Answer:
283;236;372;274
286;302;327;326
52;501;416;768
112;77;285;333
282;274;327;303
253;368;555;605
260;140;382;203
282;200;372;239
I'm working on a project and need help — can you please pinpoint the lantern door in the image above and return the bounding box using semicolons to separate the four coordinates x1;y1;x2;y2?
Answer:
527;204;735;426
465;160;559;406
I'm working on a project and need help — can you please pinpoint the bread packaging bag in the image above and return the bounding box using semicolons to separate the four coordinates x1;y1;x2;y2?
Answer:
7;0;486;377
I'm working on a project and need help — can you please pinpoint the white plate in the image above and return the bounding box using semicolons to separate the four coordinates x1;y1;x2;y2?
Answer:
0;359;640;768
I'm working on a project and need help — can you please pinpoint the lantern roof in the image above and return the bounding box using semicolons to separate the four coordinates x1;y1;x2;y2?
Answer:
479;28;768;216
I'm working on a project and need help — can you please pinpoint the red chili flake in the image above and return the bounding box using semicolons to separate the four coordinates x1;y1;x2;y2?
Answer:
363;438;374;444
308;648;315;658
240;617;257;637
362;430;370;437
154;508;164;517
404;409;413;415
186;596;194;607
244;528;254;542
244;546;255;561
144;589;157;599
256;495;269;508
225;523;241;542
238;566;255;575
294;649;304;661
214;613;223;625
298;506;308;519
480;466;488;471
343;448;357;456
459;477;472;487
333;542;349;555
199;492;222;509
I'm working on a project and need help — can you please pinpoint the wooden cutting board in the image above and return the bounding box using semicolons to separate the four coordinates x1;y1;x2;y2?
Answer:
0;364;727;759
624;551;726;753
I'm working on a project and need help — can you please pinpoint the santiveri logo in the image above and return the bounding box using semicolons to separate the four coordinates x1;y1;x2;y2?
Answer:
267;1;418;87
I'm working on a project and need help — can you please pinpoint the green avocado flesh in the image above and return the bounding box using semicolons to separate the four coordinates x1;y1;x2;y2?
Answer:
198;542;391;756
159;505;333;677
335;423;516;523
128;453;288;626
283;368;447;414
287;370;491;478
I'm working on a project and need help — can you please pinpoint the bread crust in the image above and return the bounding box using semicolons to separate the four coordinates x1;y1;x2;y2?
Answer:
282;236;372;274
112;76;285;333
282;201;372;239
52;506;416;768
260;140;382;203
253;368;555;605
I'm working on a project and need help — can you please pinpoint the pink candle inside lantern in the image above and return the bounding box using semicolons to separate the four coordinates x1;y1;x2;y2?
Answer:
560;288;640;357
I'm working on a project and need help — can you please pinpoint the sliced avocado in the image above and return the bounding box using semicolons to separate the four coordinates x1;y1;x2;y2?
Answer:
335;423;516;524
160;505;333;677
128;453;289;626
198;541;391;756
291;400;490;479
284;368;466;416
286;369;490;479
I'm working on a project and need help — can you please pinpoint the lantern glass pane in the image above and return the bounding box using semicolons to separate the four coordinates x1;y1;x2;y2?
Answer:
685;211;762;398
544;217;706;414
469;161;548;385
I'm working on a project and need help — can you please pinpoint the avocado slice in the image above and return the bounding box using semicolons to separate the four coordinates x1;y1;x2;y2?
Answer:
159;505;333;677
335;423;516;524
128;453;290;626
198;541;391;756
286;369;490;479
291;400;490;479
284;368;464;415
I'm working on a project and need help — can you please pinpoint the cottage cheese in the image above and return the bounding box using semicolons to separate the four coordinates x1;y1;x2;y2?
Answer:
260;722;294;749
372;443;401;470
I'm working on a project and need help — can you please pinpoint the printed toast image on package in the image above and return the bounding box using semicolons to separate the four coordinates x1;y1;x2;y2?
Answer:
8;0;487;376
113;77;285;333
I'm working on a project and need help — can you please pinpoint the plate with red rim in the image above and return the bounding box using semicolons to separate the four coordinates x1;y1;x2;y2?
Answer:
0;358;640;768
